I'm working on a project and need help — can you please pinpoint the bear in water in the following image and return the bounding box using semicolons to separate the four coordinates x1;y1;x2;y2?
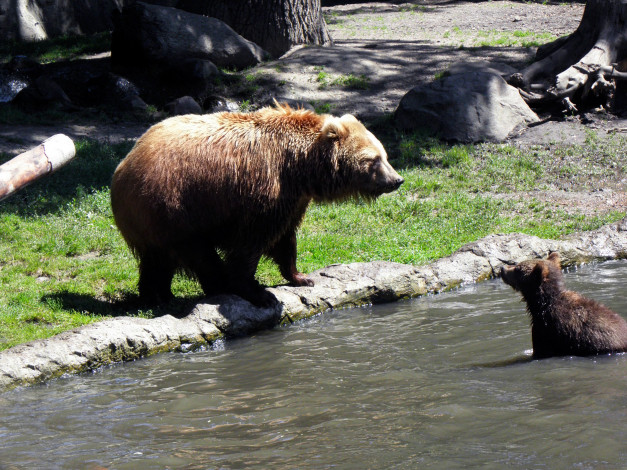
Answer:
111;104;403;307
501;252;627;358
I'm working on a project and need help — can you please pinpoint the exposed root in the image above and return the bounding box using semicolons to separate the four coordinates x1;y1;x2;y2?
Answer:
510;61;627;113
508;0;627;114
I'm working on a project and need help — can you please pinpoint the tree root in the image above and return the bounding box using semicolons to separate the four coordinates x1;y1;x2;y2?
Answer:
510;64;626;113
507;0;627;114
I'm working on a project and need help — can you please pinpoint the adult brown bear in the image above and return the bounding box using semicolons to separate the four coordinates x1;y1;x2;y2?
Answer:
111;105;403;307
501;252;627;358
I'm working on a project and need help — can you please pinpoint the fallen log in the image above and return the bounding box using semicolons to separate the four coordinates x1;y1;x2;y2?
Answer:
0;134;75;202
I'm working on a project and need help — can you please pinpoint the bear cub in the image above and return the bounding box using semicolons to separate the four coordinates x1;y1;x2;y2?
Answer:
501;252;627;358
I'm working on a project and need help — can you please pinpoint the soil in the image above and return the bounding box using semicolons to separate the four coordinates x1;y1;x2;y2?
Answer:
1;0;626;216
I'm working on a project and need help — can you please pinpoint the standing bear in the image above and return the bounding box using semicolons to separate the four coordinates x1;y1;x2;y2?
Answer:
501;252;627;358
111;104;404;307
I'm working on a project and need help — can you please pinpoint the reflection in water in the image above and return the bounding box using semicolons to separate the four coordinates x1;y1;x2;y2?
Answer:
1;261;626;469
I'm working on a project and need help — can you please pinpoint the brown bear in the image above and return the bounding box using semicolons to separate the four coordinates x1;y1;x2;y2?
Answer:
501;252;627;358
111;104;403;307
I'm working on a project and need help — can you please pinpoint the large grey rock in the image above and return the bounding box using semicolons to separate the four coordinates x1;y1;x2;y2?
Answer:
0;0;127;41
395;70;539;142
0;217;625;390
111;2;268;70
11;76;73;110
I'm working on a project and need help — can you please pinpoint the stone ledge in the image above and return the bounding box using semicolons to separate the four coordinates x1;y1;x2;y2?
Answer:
1;216;625;390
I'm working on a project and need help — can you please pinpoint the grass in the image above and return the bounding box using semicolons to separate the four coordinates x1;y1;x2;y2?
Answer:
314;66;370;90
442;27;557;48
0;32;112;63
1;131;624;351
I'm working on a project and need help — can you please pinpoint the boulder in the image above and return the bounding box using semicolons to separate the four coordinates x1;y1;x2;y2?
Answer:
11;76;73;110
111;2;268;70
161;58;220;101
395;69;539;143
165;96;202;115
82;72;148;111
202;95;240;113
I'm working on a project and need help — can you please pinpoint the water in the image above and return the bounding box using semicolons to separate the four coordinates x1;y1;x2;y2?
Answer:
1;261;626;469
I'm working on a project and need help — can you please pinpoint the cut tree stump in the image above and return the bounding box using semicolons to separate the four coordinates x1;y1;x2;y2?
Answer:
0;134;75;202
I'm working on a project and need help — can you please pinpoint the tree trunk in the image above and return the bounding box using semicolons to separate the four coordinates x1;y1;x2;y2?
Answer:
509;0;627;112
177;0;333;58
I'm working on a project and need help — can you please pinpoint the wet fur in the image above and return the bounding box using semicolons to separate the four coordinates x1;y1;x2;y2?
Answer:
501;252;627;358
111;105;402;306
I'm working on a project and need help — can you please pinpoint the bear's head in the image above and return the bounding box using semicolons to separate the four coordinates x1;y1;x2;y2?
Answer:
317;114;403;200
500;252;563;296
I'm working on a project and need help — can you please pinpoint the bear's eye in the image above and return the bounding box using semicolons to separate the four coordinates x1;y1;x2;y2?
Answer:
371;156;382;170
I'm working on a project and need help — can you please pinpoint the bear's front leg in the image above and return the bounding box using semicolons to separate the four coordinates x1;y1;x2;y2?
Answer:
268;230;314;287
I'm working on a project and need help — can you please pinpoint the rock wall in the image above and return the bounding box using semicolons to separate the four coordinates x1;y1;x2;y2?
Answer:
1;217;626;390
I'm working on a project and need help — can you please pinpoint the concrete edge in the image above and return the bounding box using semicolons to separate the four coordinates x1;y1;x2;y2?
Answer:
1;216;626;390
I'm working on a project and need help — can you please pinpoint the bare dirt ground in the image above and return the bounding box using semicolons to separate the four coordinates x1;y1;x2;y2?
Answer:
1;0;625;216
259;0;585;119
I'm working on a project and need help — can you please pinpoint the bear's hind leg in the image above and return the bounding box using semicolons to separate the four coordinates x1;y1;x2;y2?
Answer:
138;250;175;305
268;231;314;287
185;248;228;297
225;249;276;308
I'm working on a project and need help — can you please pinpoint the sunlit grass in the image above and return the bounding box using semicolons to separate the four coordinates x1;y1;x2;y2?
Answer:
0;32;111;63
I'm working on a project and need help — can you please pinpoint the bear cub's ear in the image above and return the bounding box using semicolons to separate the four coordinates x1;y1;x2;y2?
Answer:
547;251;561;268
531;262;549;284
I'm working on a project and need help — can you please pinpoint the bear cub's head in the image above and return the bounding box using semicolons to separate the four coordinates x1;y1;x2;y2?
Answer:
500;252;563;296
320;114;404;198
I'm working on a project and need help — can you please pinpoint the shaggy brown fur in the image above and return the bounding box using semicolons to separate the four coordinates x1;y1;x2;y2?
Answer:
111;105;403;306
501;252;627;358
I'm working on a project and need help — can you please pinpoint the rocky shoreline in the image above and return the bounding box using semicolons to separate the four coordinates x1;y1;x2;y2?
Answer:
0;216;625;391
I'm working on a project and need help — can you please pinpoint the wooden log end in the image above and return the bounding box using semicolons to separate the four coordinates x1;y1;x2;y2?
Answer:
42;134;76;171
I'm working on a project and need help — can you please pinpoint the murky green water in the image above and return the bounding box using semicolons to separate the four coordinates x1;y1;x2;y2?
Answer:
1;261;626;469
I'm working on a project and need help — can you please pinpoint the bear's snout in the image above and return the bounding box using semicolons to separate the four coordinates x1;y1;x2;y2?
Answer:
376;161;404;193
378;174;403;194
392;176;404;190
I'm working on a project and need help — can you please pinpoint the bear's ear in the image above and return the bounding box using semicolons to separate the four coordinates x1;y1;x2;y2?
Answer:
547;251;561;268
531;263;548;283
340;114;359;123
321;117;346;140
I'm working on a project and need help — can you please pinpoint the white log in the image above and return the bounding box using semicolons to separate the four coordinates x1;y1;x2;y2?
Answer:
0;134;75;202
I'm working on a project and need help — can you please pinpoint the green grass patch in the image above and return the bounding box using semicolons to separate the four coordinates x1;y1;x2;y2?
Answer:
331;73;370;90
0;132;625;350
314;67;370;90
442;28;557;48
0;32;112;63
